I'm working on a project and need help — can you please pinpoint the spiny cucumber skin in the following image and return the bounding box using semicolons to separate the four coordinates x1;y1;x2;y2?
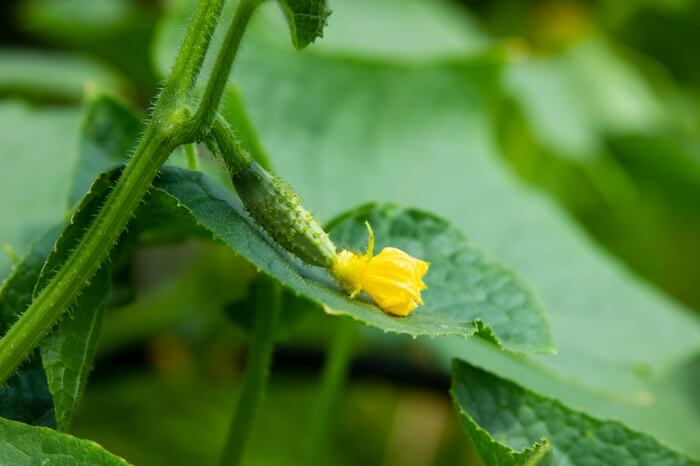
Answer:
232;162;336;268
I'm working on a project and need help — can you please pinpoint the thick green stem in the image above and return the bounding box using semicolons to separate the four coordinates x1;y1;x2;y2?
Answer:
0;0;229;385
158;0;225;110
219;277;280;466
306;319;357;459
184;143;199;170
0;128;175;383
192;0;261;138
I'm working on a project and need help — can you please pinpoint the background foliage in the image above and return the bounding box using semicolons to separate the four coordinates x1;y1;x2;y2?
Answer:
1;0;699;464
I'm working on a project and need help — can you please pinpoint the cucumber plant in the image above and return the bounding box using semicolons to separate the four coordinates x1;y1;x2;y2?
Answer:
1;0;699;465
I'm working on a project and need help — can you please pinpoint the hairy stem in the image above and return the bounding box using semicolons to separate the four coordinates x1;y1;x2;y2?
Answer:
211;114;253;175
0;128;174;383
219;277;280;466
0;0;230;385
158;0;225;110
184;143;199;170
306;319;357;459
192;0;261;137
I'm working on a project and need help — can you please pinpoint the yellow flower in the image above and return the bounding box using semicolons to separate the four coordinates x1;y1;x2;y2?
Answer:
331;222;430;316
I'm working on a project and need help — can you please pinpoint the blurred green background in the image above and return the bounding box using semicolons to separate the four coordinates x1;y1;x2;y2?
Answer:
1;0;700;464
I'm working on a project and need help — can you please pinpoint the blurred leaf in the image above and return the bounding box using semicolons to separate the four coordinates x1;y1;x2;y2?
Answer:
181;0;700;394
609;134;700;211
0;228;60;427
609;1;700;87
0;49;124;103
19;0;137;32
451;359;700;466
153;0;490;84
302;0;489;60
505;38;664;160
275;0;331;49
17;0;157;97
71;88;142;205
150;0;700;453
148;168;552;352
0;102;81;287
0;416;128;464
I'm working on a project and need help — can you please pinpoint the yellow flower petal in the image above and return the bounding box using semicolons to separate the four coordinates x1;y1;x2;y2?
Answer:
330;225;430;316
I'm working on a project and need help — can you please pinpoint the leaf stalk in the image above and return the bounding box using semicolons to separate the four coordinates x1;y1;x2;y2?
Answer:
219;276;280;466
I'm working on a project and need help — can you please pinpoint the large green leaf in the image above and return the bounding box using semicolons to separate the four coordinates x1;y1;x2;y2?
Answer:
206;0;700;392
147;168;552;352
302;0;489;60
152;0;700;451
0;416;128;465
326;204;552;352
451;359;700;466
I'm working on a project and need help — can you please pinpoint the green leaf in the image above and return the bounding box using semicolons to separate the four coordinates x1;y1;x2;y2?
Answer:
157;0;700;452
504;38;664;161
451;359;700;466
39;284;106;432
0;101;87;427
0;88;139;429
0;228;60;427
36;172;118;431
34;89;158;430
274;0;331;49
0;102;81;281
148;168;552;353
0;49;123;103
328;204;552;352
0;416;128;465
70;88;142;206
155;0;700;445
17;0;156;97
217;0;700;394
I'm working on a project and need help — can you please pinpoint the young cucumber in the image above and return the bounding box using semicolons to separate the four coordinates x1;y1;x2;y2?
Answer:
232;161;336;267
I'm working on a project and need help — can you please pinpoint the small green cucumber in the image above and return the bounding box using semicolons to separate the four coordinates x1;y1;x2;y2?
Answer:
232;161;336;267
